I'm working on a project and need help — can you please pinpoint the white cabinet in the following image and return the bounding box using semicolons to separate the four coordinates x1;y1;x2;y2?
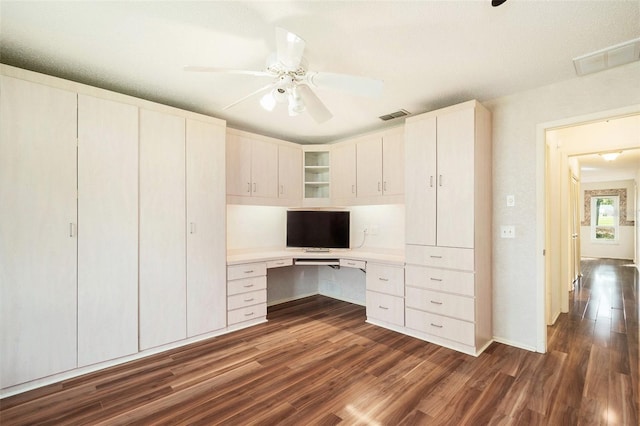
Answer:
0;76;78;387
139;109;187;350
404;100;492;356
405;105;478;248
365;263;404;328
77;94;139;367
330;141;357;201
226;131;278;199
186;118;227;337
227;263;268;328
356;127;404;201
278;144;302;201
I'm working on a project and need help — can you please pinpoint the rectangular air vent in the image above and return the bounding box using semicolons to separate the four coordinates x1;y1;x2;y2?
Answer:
573;37;640;76
379;109;410;121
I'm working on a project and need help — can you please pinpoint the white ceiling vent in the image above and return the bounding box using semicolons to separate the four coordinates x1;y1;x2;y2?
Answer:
573;37;640;76
379;109;410;121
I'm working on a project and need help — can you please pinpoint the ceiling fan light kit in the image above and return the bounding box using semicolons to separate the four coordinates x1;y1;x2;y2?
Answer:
185;27;384;124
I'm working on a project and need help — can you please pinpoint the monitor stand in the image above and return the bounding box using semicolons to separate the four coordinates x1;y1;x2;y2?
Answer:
304;248;331;253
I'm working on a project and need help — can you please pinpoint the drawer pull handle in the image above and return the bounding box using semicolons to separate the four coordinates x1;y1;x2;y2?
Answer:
378;278;389;282
243;284;254;288
430;323;443;328
378;305;389;310
245;312;255;317
430;255;442;259
244;270;254;274
244;298;255;302
430;300;443;305
347;262;355;265
276;262;284;265
430;278;443;282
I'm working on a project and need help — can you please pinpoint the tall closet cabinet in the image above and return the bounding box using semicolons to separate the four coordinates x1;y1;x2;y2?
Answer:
404;100;492;356
0;66;227;393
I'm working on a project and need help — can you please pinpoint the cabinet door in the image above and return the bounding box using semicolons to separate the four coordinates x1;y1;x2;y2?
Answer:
226;133;252;196
77;95;139;367
331;142;357;200
0;76;78;387
405;116;437;246
251;138;278;198
382;128;404;196
139;109;187;350
356;136;383;198
186;119;227;337
278;144;302;200
436;107;475;249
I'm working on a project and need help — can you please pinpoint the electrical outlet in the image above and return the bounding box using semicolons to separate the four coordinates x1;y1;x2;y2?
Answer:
506;195;515;207
500;225;515;238
370;225;379;236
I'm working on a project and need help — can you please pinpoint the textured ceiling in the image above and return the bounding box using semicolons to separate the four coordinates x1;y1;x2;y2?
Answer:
1;1;639;144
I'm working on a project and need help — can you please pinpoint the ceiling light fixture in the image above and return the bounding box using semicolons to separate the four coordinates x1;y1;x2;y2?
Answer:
600;151;622;161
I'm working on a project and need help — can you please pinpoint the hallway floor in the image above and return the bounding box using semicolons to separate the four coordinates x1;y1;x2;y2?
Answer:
546;257;638;424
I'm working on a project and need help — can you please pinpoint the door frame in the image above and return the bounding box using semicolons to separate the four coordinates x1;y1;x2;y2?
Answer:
536;103;640;353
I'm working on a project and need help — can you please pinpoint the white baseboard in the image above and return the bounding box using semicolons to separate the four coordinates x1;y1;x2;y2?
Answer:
492;336;538;353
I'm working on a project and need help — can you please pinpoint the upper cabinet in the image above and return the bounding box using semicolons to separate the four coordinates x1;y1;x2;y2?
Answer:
356;127;404;202
226;128;301;206
278;143;303;201
405;102;490;248
330;140;357;202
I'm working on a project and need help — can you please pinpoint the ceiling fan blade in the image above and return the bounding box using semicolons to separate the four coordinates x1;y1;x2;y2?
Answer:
296;84;333;123
184;66;273;78
275;27;306;70
223;82;277;110
306;72;384;98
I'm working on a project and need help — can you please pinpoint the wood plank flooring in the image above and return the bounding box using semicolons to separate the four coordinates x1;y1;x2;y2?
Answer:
1;258;638;425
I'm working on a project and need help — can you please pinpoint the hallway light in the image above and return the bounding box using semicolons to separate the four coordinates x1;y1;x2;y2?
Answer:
599;151;622;161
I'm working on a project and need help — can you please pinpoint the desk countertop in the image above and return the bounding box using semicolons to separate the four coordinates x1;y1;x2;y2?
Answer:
227;248;405;266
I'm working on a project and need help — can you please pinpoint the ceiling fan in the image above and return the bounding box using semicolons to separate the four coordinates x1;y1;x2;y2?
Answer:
184;27;384;123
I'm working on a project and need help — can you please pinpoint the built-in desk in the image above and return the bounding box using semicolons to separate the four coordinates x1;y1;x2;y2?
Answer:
226;248;405;331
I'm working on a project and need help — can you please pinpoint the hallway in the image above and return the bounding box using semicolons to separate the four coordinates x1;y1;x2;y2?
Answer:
547;258;638;424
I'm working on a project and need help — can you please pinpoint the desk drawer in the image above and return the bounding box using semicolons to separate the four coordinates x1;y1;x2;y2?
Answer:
228;303;267;326
405;287;474;322
340;258;366;269
405;245;474;271
227;276;267;296
227;262;267;280
267;258;293;269
366;263;404;296
405;265;475;297
366;291;404;326
405;308;475;346
227;289;267;311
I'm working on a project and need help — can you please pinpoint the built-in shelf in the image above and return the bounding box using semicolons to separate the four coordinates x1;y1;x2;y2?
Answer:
303;147;330;200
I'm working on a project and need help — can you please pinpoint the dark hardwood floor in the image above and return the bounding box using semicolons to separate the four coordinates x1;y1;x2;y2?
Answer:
1;258;638;425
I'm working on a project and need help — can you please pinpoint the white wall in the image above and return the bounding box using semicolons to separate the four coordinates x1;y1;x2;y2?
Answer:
226;205;287;251
580;180;636;260
227;204;405;252
485;61;640;351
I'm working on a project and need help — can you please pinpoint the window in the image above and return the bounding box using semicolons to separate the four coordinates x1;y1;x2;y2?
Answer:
590;195;619;242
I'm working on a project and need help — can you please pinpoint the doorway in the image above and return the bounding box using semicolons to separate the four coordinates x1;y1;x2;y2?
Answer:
540;108;640;352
